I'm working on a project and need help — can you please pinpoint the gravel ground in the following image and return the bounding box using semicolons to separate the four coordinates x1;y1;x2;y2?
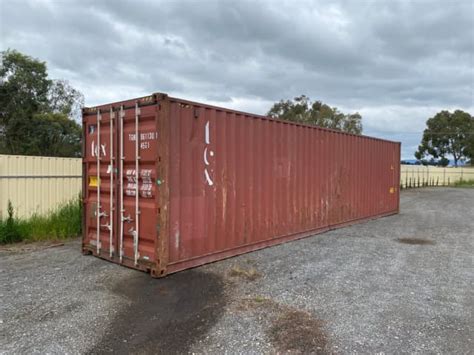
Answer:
1;188;473;354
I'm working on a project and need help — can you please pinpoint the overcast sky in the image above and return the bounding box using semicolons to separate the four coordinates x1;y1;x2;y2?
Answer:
1;0;473;159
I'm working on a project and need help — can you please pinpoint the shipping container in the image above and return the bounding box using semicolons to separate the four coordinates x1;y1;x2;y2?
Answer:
82;93;400;277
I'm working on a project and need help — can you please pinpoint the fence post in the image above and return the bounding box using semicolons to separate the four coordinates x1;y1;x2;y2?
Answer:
405;168;408;189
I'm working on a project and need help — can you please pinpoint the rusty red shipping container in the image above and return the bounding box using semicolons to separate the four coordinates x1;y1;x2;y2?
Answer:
82;93;400;277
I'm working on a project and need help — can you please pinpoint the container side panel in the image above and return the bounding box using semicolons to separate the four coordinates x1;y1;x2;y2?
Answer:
168;101;400;268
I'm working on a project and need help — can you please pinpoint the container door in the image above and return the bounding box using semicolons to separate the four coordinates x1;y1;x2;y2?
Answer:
117;102;159;267
83;108;116;257
83;99;159;269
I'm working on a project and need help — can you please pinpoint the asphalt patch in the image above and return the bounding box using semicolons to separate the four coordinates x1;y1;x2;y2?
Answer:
397;237;436;245
90;270;226;354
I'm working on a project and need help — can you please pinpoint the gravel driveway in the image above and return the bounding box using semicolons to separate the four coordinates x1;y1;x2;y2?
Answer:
1;188;473;354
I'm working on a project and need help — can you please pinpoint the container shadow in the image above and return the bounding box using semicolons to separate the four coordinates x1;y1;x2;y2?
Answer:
89;270;226;354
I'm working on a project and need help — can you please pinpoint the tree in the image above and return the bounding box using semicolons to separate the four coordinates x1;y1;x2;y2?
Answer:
418;157;450;167
415;110;474;167
267;95;363;134
0;49;83;157
48;79;84;122
0;49;50;153
31;113;82;157
464;131;474;165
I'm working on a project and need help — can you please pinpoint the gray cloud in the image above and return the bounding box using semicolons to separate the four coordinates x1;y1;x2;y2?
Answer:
1;0;473;159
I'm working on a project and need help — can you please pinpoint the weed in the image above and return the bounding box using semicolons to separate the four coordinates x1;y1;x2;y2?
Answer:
253;295;268;303
245;258;257;266
0;197;82;244
0;201;22;244
453;179;474;188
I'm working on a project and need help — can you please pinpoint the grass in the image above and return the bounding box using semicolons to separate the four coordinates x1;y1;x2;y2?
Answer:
228;265;262;281
0;197;82;244
453;179;474;188
253;295;268;303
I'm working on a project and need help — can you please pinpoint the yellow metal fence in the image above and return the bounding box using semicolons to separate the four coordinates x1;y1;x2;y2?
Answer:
400;165;474;188
0;155;82;219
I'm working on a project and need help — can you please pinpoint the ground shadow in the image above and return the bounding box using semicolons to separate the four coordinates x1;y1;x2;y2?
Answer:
90;269;226;354
397;238;436;245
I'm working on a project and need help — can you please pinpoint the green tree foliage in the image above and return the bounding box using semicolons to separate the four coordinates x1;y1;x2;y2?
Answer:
0;49;50;153
415;110;474;167
31;113;82;156
0;49;83;157
48;79;84;121
419;157;450;167
465;132;474;165
267;95;363;134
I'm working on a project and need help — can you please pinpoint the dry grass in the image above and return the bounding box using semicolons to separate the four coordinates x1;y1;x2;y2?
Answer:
235;295;330;354
235;295;274;311
228;265;262;281
269;308;329;354
397;237;436;245
0;240;65;253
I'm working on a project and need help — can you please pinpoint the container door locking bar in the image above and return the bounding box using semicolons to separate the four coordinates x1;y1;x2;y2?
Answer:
96;109;102;254
133;101;141;265
109;107;115;257
119;105;125;263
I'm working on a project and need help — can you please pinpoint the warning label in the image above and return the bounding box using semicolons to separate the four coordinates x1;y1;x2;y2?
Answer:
89;176;99;187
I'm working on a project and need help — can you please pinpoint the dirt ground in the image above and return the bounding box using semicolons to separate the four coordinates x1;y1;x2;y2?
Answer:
1;188;473;354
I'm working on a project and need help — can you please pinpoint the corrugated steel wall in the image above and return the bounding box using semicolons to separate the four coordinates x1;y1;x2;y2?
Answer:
167;100;400;271
0;155;81;219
